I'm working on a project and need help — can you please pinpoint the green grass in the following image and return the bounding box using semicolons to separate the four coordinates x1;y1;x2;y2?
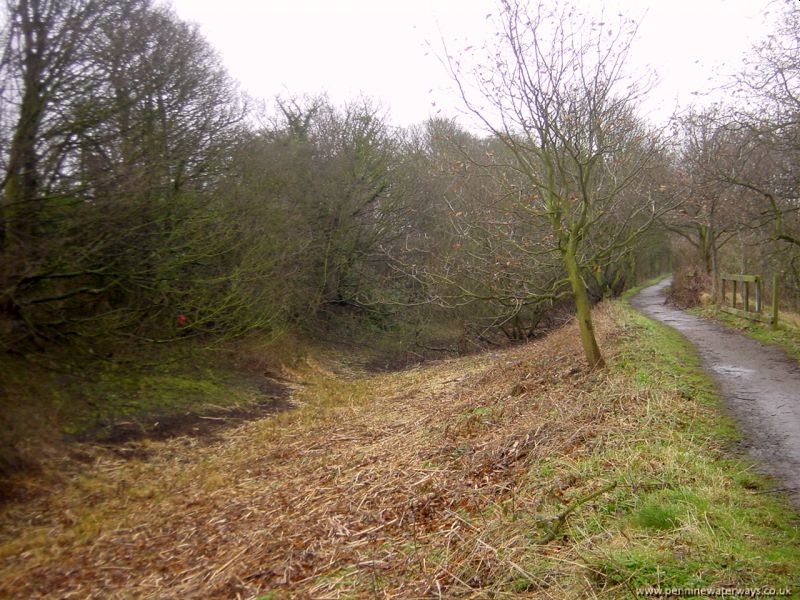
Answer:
495;301;800;596
3;285;800;596
582;302;800;594
0;332;306;477
369;298;800;597
2;347;254;439
633;499;682;530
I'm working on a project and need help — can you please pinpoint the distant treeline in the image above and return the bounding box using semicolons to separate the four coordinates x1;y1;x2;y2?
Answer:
4;0;743;359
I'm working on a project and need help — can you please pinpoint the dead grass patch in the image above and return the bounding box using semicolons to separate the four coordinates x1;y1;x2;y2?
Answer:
0;302;797;598
667;265;711;308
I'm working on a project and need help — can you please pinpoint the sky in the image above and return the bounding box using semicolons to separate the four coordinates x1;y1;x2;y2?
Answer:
168;0;774;129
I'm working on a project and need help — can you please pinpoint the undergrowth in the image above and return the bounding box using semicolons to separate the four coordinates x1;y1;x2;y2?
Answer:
0;298;798;598
0;332;302;486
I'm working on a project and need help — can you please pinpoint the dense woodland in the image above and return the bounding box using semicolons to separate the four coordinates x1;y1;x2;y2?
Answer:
0;0;799;368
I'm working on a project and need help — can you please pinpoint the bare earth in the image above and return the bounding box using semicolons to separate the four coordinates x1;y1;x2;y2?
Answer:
632;278;800;503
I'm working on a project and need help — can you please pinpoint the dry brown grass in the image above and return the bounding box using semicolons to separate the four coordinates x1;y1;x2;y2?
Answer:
667;265;711;308
0;306;689;598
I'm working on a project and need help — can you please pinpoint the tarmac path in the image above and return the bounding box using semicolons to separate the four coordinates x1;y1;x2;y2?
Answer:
632;278;800;503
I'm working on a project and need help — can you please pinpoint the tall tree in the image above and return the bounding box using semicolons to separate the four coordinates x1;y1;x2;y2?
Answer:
446;0;667;367
0;0;113;335
661;110;742;288
724;0;800;249
78;0;244;200
0;0;108;250
0;0;250;346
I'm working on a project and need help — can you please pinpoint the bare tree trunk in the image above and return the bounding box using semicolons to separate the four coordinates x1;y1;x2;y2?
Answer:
564;240;605;369
1;0;48;251
709;225;720;302
3;89;44;249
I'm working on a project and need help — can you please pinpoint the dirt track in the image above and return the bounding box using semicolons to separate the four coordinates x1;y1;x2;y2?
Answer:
632;278;800;503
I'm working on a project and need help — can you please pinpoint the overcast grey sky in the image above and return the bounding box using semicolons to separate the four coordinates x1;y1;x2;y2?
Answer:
168;0;773;128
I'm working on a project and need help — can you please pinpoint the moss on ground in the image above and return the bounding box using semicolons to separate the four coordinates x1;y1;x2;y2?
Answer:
0;333;303;481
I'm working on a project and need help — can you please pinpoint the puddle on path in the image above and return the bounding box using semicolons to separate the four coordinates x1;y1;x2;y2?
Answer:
711;364;755;377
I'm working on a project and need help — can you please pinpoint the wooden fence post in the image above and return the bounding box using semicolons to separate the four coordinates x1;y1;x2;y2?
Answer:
755;277;762;314
719;274;773;325
743;280;749;313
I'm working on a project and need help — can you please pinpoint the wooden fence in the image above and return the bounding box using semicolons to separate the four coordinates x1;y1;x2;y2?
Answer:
719;273;779;329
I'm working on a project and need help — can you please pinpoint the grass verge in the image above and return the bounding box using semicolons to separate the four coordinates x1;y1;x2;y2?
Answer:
0;300;798;598
589;301;799;595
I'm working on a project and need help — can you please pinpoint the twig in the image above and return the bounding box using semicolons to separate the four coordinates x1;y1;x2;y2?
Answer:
536;481;618;544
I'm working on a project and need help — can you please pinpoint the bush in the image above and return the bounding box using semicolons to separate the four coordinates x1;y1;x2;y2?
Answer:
668;265;711;308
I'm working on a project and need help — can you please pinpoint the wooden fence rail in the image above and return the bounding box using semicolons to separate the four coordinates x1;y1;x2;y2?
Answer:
719;273;779;329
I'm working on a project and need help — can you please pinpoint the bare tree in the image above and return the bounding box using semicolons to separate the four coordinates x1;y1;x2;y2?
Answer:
660;109;744;291
0;0;108;249
660;1;800;308
446;0;668;367
0;0;254;346
78;1;245;200
0;0;124;339
722;0;800;248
